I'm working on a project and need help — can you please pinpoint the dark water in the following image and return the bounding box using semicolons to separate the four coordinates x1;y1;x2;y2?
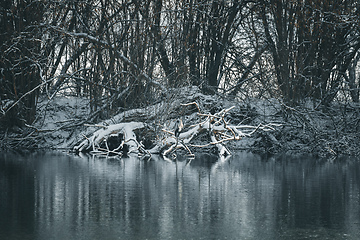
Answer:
0;152;359;240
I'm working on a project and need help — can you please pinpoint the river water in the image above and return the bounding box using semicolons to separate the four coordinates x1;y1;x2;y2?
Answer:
0;152;359;240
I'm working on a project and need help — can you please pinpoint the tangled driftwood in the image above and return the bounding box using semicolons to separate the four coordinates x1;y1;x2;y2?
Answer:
157;102;277;159
73;102;278;158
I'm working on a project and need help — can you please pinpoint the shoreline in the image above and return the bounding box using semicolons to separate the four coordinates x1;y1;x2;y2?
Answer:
1;88;359;158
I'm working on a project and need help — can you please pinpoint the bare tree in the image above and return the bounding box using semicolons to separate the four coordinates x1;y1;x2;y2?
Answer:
0;0;44;128
257;0;360;105
2;0;359;133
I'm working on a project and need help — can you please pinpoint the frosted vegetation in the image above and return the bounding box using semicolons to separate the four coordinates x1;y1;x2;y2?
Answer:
0;0;359;157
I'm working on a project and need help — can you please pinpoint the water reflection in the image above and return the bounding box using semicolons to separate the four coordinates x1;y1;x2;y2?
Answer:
0;152;359;239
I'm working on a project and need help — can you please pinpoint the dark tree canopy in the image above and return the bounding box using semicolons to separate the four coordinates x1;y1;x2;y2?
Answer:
259;0;360;105
1;0;360;129
0;0;44;127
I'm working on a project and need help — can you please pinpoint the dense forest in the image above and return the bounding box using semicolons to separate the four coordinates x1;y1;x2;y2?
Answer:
1;0;359;155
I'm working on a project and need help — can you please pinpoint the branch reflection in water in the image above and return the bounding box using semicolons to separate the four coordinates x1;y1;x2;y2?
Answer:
0;152;359;239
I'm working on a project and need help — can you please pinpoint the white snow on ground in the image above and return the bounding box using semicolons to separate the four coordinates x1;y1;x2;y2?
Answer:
34;87;278;153
34;96;91;149
32;86;359;157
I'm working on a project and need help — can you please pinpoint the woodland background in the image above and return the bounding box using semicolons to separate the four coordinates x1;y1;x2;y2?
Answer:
1;0;359;131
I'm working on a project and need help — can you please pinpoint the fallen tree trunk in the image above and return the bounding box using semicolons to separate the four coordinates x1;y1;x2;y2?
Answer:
74;122;146;157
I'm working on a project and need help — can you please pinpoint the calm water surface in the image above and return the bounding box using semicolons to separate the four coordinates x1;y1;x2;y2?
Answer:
0;152;359;239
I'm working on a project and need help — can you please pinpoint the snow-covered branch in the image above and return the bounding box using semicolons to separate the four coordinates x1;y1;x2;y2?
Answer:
74;122;145;157
155;104;277;158
73;98;280;159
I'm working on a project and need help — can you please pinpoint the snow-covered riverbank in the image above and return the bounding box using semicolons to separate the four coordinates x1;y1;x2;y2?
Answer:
1;86;359;158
